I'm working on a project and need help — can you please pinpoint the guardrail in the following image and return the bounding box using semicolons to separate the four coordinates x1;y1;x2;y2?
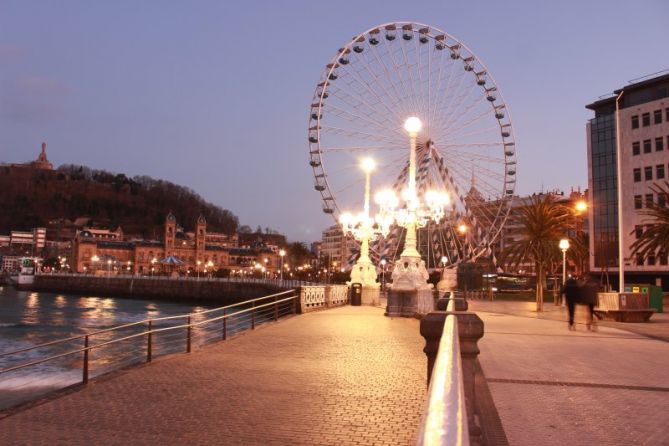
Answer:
35;272;322;289
418;296;485;445
0;289;299;411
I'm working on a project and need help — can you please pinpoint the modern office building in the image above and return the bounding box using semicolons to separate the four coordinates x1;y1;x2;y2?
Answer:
586;71;669;288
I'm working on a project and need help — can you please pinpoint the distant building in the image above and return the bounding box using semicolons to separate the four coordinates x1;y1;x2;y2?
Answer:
319;224;356;270
586;71;669;287
491;190;588;275
0;227;47;256
71;213;279;275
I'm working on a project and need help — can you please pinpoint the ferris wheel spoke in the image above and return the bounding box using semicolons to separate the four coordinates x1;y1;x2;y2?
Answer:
320;125;400;143
435;108;496;144
379;38;419;117
429;54;458;133
368;40;417;121
328;85;405;134
337;59;409;127
326;102;407;139
440;124;501;142
431;65;471;134
398;35;427;119
441;97;495;140
446;155;505;191
436;81;481;137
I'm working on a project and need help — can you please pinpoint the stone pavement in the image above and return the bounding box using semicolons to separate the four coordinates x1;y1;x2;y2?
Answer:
0;306;426;446
472;300;669;446
469;298;669;342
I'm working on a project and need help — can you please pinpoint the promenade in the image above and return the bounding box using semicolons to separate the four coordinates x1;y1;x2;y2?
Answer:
0;305;426;446
2;301;668;445
472;300;669;446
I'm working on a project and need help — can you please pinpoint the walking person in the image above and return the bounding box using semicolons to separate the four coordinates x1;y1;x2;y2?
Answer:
561;276;581;330
581;277;599;331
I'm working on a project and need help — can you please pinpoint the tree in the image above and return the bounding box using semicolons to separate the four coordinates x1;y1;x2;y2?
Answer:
501;195;571;311
630;182;669;261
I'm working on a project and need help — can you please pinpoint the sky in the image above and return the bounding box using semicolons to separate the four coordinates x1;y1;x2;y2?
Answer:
1;0;668;242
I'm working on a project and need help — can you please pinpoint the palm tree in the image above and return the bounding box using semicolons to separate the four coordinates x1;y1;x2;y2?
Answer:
630;182;669;261
501;194;571;311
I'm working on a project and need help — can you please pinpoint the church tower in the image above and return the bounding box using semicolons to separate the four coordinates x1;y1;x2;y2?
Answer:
164;212;176;257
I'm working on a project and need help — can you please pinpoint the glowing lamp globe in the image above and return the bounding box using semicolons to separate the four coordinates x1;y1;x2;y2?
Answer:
404;116;422;134
360;157;376;173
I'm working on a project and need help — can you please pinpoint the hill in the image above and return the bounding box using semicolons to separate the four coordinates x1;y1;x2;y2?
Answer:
0;164;239;237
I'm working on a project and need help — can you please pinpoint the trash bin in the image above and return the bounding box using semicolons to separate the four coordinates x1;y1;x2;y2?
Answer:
649;285;664;313
350;283;362;306
625;283;663;313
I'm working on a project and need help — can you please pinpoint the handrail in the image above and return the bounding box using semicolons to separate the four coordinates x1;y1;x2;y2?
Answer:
0;290;296;359
417;314;469;446
1;291;299;377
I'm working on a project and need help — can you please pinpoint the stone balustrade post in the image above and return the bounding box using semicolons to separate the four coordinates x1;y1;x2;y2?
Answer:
420;310;484;442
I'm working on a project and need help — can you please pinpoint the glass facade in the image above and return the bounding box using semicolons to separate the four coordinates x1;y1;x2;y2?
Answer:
589;113;618;268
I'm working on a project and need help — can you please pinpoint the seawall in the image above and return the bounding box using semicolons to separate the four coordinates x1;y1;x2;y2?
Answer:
28;275;292;304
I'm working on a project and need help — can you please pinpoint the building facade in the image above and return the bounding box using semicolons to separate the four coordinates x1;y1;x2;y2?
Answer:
586;72;669;287
72;214;279;276
320;224;356;270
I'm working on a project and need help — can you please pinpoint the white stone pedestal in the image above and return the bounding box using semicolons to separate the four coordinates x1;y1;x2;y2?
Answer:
385;256;434;317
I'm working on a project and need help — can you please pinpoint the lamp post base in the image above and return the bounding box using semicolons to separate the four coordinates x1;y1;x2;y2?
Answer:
385;256;434;317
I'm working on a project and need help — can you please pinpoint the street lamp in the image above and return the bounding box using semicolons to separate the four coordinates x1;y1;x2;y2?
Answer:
279;249;286;281
197;260;202;279
151;257;157;276
107;259;112;276
339;157;383;290
559;239;570;286
374;117;449;298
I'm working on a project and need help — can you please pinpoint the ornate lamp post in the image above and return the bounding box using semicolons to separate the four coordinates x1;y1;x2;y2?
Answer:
559;238;570;285
279;249;286;281
374;117;449;315
339;157;384;304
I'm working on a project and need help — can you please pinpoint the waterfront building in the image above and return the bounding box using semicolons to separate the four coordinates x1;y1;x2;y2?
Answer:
586;71;669;287
72;213;279;276
0;227;47;256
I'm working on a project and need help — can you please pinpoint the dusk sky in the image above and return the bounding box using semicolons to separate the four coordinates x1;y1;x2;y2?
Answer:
1;0;667;242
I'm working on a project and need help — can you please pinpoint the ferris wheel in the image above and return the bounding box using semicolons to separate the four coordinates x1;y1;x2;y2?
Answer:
308;22;516;269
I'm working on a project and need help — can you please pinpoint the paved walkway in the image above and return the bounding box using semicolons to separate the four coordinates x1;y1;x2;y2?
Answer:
472;300;669;446
0;306;426;446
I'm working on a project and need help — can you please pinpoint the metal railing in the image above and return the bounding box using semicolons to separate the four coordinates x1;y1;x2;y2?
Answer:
417;298;470;446
0;289;299;411
35;272;321;289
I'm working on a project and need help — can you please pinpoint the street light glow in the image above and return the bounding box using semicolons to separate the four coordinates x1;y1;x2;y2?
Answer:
360;157;376;173
575;200;587;213
559;239;570;251
404;116;422;134
458;224;468;234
